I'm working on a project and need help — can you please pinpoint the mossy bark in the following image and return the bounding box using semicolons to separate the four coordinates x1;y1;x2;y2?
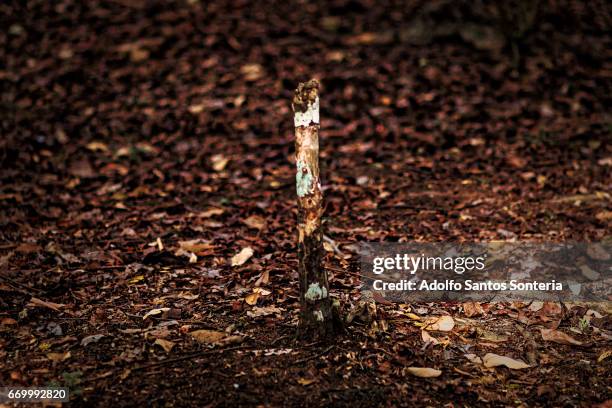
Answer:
293;80;339;338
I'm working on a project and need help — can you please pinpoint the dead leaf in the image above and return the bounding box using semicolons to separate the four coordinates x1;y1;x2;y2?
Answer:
1;318;17;325
86;141;109;152
254;270;269;287
245;292;260;305
81;334;105;346
463;301;484;317
483;353;529;369
240;63;264;81
372;291;393;305
211;154;229;171
247;305;283;318
597;350;611;363
243;215;265;230
178;292;199;301
70;159;95;178
178;239;215;255
579;264;600;281
465;353;483;365
146;326;172;340
47;351;71;362
406;367;442;378
188;103;205;114
541;329;583;346
586;309;603;319
477;328;508;343
143;308;170;320
190;329;227;344
421;330;440;346
231;247;254;266
586;243;610;261
221;335;244;346
528;301;544;312
154;338;175;353
425;315;455;332
377;360;391;373
297;377;316;386
538;302;562;317
16;242;41;253
198;208;224;218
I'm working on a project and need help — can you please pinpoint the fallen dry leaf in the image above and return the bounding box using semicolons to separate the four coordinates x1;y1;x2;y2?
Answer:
426;315;455;332
81;334;105;346
595;210;612;221
154;338;175;353
598;350;611;363
47;351;71;362
86;141;108;152
243;215;265;230
190;329;227;344
211;154;229;171
406;367;442;378
240;63;264;81
231;247;254;266
465;353;483;365
297;377;316;386
421;330;440;346
463;301;484;317
586;309;603;319
586;243;610;261
178;239;215;255
143;308;170;320
198;208;224;218
477;328;508;343
247;305;283;318
541;328;583;346
245;292;260;305
483;353;529;369
528;301;544;312
254;270;269;287
220;335;244;346
1;317;17;325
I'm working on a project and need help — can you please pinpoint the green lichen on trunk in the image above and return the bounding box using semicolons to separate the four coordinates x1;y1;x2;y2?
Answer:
305;282;328;301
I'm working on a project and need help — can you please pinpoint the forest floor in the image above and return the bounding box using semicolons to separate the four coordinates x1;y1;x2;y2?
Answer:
1;0;611;406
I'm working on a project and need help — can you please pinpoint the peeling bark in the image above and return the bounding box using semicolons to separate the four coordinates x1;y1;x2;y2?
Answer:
292;80;339;338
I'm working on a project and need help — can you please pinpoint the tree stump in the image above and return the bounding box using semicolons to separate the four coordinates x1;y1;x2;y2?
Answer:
293;80;339;338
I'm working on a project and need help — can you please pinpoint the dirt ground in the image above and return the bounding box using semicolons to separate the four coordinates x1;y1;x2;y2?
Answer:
1;0;611;406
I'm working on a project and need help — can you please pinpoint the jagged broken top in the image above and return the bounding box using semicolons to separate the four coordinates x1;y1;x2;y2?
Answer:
292;79;319;113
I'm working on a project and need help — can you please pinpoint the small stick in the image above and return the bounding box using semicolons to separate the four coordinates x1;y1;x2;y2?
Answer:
292;345;335;365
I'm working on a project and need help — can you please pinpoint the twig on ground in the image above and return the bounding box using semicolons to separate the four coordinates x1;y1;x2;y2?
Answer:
292;344;335;365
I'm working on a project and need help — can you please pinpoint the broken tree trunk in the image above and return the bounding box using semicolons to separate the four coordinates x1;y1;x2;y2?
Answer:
293;80;338;338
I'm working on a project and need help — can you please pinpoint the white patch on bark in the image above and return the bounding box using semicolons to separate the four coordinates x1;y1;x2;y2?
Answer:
296;159;313;197
305;282;328;301
294;97;319;127
313;310;324;321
